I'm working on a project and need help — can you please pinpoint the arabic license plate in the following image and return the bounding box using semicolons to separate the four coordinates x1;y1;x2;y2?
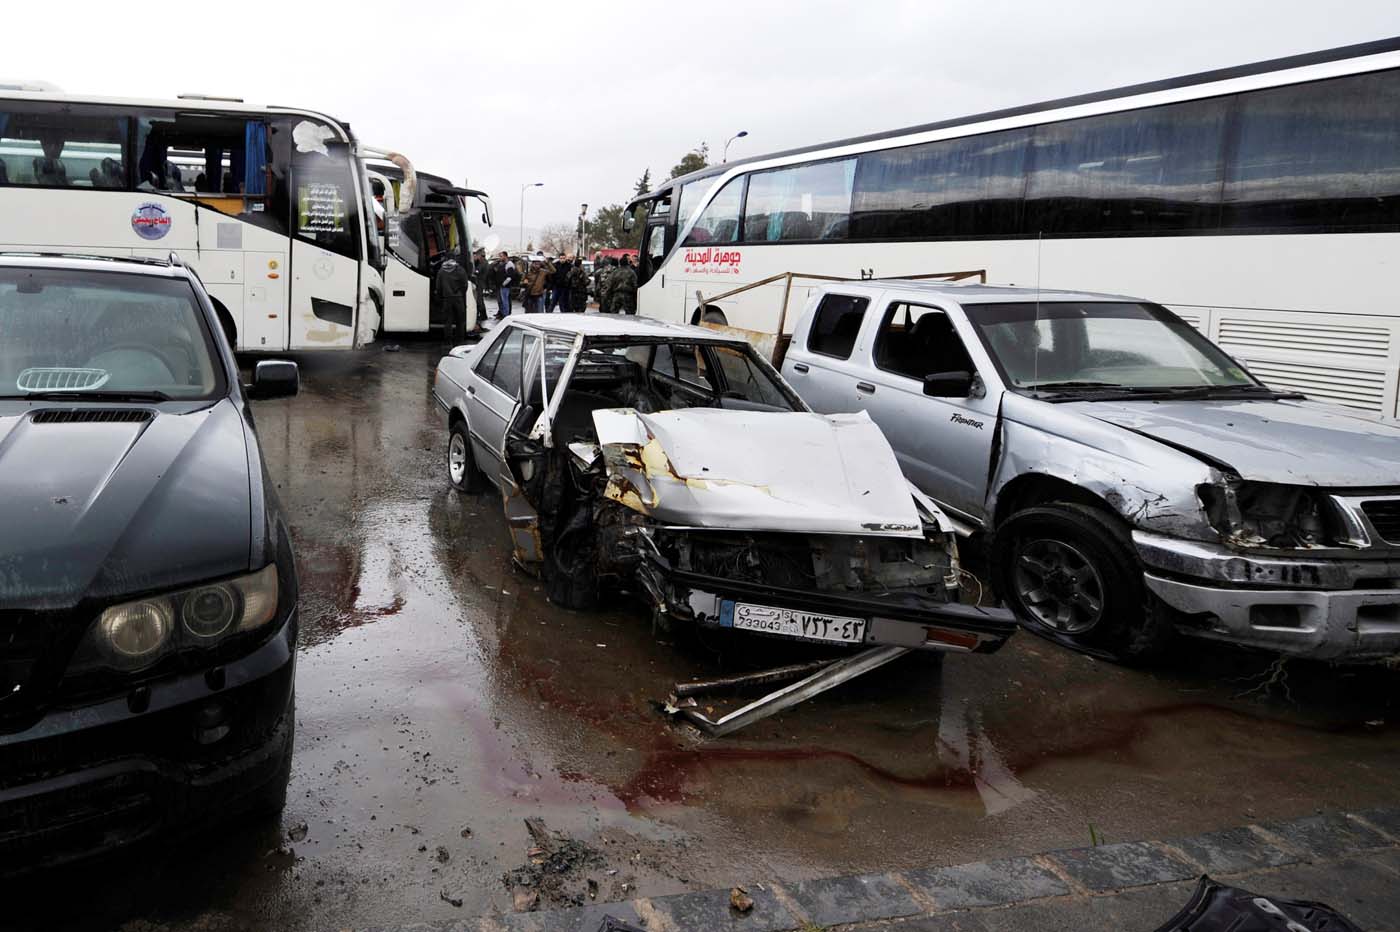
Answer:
725;601;867;644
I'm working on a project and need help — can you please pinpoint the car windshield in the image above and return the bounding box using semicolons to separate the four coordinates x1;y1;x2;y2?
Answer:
0;267;223;400
963;301;1259;393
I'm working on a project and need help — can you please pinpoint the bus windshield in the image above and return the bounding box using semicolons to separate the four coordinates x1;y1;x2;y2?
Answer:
0;268;223;400
963;302;1259;393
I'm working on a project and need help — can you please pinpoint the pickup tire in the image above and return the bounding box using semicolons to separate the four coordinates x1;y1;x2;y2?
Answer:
992;503;1171;662
447;420;484;493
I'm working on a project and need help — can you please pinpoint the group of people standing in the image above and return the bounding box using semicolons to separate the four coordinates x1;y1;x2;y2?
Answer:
480;251;640;319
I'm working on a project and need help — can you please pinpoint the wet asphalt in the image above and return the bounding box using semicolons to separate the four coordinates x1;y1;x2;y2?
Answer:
10;338;1400;931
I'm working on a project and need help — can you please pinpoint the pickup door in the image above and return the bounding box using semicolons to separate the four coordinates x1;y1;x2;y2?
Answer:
787;293;999;524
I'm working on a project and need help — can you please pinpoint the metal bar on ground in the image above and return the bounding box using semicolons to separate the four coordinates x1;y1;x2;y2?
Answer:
673;659;835;699
671;645;911;737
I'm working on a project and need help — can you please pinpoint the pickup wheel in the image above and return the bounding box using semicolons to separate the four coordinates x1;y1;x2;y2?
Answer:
447;420;484;492
992;503;1170;662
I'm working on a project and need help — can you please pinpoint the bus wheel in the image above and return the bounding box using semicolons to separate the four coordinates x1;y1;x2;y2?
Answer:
692;306;728;326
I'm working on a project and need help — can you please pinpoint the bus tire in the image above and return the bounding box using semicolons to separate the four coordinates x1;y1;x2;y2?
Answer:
991;503;1171;663
691;306;728;326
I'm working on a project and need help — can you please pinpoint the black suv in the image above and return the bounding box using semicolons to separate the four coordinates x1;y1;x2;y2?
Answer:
0;253;300;870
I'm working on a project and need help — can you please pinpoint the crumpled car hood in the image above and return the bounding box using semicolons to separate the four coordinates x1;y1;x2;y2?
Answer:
1067;398;1400;487
0;400;253;610
591;408;927;537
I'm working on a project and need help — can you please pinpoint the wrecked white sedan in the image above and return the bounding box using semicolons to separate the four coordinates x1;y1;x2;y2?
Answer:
432;315;1015;656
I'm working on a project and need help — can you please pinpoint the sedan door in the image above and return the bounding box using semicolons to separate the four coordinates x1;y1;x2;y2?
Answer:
466;325;533;481
853;300;1000;524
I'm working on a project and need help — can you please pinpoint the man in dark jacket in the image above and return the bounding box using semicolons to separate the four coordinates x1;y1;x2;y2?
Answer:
435;254;470;344
549;259;571;313
470;247;488;331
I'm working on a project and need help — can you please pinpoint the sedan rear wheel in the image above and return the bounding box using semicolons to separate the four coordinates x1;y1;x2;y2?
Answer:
447;420;483;492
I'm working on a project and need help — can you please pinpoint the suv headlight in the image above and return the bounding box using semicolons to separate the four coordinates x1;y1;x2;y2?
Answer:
1198;481;1344;548
83;565;279;672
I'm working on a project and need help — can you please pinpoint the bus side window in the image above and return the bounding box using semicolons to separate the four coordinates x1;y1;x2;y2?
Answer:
683;176;744;246
0;106;129;189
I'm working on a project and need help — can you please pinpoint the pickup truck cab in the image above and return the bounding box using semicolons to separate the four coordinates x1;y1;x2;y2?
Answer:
782;281;1400;663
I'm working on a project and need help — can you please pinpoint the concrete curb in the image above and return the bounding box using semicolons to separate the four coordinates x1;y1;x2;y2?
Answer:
365;806;1400;932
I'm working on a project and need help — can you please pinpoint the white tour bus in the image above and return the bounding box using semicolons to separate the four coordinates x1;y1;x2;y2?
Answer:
0;85;385;351
626;37;1400;416
364;157;492;334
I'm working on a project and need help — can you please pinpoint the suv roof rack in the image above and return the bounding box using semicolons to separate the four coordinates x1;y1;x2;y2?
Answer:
167;251;184;267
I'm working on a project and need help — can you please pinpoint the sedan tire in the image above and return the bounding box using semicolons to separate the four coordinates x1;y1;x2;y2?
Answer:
448;420;484;493
992;503;1171;662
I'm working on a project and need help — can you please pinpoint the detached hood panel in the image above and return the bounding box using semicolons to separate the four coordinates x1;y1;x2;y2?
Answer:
1067;398;1400;487
0;400;252;610
592;408;927;537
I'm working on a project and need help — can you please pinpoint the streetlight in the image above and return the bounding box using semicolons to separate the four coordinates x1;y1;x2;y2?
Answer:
723;130;749;163
519;182;543;252
577;203;589;258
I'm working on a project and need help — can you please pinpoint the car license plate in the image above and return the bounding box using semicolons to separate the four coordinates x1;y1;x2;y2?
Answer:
723;600;867;644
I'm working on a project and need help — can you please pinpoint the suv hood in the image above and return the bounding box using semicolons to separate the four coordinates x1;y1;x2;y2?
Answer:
591;408;929;537
0;399;252;610
1068;398;1400;487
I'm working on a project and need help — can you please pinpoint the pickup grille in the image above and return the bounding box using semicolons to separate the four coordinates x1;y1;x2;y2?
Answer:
1361;500;1400;545
30;409;152;425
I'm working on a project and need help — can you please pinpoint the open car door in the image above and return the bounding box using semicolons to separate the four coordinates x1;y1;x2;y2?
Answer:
497;332;581;567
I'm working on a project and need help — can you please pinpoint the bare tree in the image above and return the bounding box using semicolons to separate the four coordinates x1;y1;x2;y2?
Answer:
536;222;577;255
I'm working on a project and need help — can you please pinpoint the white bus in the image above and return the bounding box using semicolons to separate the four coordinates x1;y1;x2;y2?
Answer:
627;37;1400;416
0;87;385;351
364;157;491;334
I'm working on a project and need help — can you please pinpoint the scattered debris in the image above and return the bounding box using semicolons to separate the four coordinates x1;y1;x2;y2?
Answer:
287;821;309;843
383;343;401;353
439;889;463;909
729;887;755;914
460;825;473;838
435;845;451;863
503;818;605;911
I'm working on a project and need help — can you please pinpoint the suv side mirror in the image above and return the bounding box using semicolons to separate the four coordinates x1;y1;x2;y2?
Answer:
923;370;973;397
248;360;299;399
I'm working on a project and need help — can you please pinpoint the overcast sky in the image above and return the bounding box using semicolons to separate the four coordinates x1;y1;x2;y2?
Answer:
6;1;1399;240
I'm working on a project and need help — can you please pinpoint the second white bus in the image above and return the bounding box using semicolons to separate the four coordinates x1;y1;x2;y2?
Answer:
627;37;1400;417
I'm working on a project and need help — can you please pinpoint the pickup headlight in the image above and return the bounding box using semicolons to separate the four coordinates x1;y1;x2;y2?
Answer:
82;565;279;672
1198;481;1343;548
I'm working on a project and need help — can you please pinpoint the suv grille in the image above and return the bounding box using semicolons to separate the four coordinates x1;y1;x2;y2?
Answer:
1361;500;1400;545
0;614;49;718
30;409;152;425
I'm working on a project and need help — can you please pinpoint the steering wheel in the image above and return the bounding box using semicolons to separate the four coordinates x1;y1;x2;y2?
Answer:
86;343;181;383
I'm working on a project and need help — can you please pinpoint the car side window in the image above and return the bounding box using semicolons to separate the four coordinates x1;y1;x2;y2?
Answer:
474;329;508;382
873;303;974;381
709;345;791;408
807;294;869;359
652;342;709;389
488;328;528;398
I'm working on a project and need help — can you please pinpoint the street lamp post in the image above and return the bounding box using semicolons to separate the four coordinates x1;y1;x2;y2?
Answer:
578;203;589;258
519;182;543;252
723;130;749;163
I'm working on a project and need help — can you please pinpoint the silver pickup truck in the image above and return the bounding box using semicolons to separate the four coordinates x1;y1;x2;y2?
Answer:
781;281;1400;663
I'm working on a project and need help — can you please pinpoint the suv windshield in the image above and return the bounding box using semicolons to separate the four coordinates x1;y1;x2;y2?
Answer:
963;302;1259;393
0;267;224;400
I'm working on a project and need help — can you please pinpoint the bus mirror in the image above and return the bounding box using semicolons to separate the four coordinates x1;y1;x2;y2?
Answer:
623;214;636;232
